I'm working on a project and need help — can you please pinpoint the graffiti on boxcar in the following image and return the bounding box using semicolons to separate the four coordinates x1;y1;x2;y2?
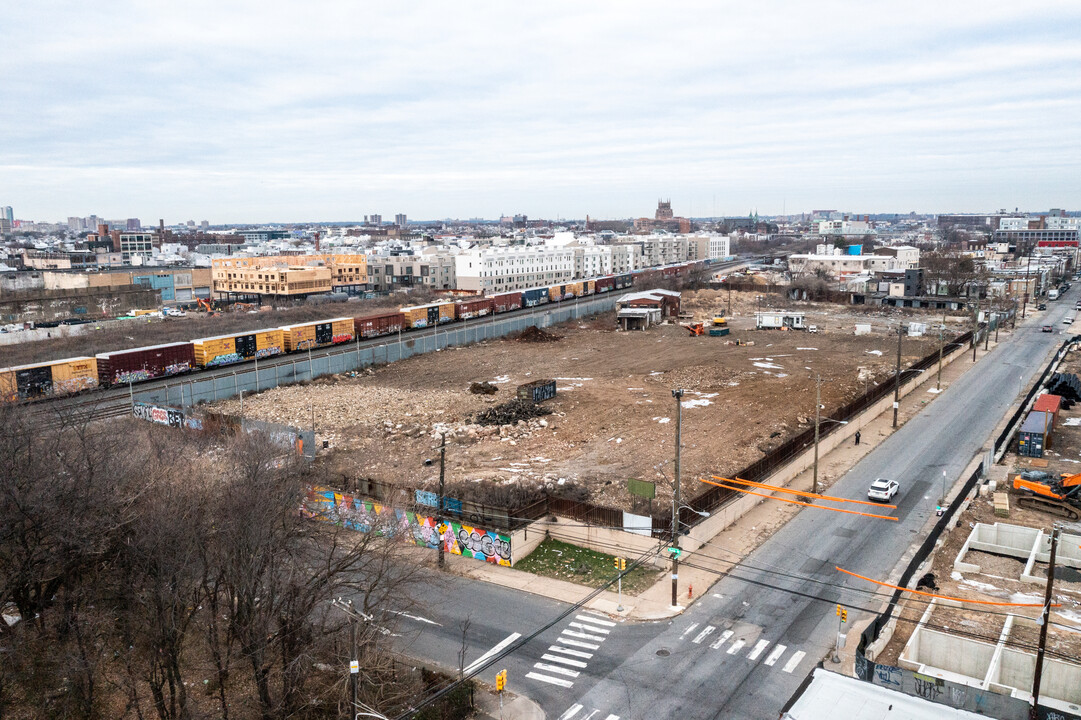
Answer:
304;488;511;566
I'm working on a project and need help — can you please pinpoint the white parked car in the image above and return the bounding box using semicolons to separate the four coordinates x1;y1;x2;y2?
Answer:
807;325;819;333
868;478;899;502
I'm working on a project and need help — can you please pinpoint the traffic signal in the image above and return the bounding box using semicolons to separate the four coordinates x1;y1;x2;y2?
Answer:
614;557;626;571
836;605;848;623
496;669;507;692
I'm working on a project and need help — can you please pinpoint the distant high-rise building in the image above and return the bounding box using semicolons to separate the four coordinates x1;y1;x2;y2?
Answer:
0;218;11;235
395;213;407;227
369;214;382;225
513;214;527;229
126;217;141;231
85;215;101;230
68;216;84;231
655;199;674;220
1;206;13;224
200;220;209;230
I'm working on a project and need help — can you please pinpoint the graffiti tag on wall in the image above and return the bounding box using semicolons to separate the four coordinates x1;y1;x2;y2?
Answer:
132;402;204;430
304;488;511;566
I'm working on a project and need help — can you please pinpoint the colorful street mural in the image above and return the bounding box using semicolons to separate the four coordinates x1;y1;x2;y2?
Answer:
304;488;512;566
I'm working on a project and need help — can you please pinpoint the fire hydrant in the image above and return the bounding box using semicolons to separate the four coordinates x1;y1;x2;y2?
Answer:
688;584;693;599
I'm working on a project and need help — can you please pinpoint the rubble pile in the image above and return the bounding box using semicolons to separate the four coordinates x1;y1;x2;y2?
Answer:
469;381;499;395
473;399;553;426
515;325;561;343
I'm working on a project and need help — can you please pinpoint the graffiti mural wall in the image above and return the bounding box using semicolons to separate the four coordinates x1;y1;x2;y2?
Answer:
304;488;511;566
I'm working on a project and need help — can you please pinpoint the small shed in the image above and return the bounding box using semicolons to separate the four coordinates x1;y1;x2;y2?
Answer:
616;289;681;318
755;310;805;330
1033;394;1063;428
1018;410;1054;458
617;306;662;331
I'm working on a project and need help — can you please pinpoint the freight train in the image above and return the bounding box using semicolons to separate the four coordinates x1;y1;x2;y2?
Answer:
0;261;708;402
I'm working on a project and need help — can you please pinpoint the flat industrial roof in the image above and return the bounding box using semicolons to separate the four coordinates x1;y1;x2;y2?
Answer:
784;669;989;719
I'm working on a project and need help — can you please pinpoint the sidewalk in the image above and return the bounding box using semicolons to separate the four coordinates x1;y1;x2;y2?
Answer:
432;322;1014;624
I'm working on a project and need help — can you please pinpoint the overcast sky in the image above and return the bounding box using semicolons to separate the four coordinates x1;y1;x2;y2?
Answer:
3;1;1080;223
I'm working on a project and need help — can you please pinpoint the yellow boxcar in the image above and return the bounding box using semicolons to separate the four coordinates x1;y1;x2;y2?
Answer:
0;357;99;402
547;285;563;302
193;328;285;368
582;280;595;295
281;318;355;352
400;301;455;329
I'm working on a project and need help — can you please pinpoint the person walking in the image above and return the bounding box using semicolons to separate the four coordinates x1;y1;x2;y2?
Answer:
854;430;861;446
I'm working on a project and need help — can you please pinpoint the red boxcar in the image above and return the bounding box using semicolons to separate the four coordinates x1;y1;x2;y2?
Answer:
595;276;615;293
96;342;195;387
454;297;494;320
489;291;523;313
354;312;405;338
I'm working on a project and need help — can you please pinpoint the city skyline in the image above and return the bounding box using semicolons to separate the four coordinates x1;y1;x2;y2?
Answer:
3;1;1080;222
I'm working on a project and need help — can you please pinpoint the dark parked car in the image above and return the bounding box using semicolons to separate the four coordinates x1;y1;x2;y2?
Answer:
1038;303;1048;311
1043;325;1054;332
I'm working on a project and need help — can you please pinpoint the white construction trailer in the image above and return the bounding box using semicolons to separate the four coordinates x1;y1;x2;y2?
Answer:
755;311;806;330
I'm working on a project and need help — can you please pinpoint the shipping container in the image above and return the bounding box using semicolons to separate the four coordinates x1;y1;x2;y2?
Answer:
454;297;494;320
489;291;523;313
400;301;455;329
595;276;615;293
0;357;99;402
1018;410;1054;457
1032;394;1063;428
522;288;548;307
281;318;355;352
516;379;557;403
97;342;196;386
354;311;405;338
193;328;285;368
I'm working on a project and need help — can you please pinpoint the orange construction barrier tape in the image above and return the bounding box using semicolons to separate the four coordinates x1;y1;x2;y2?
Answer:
701;478;898;521
712;475;897;509
835;566;1061;607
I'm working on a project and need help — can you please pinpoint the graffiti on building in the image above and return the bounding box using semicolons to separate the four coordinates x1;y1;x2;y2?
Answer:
304;488;511;566
132;402;204;430
874;663;901;687
415;490;439;508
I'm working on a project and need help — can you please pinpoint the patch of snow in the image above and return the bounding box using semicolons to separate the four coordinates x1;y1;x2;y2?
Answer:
650;371;664;376
653;417;671;424
728;381;739;386
753;361;784;370
797;347;818;351
927;388;942;394
864;350;883;356
951;571;963;581
775;373;788;378
682;391;719;409
1064;418;1081;426
961;579;1002;594
491;374;511;384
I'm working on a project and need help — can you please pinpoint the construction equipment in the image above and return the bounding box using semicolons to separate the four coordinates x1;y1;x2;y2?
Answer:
712;315;728;327
195;298;221;315
1012;471;1081;519
682;322;704;336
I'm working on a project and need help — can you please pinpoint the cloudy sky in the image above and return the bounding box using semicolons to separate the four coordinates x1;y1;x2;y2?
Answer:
3;1;1080;223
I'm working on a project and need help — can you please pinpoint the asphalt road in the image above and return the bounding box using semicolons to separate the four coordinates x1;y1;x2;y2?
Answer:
390;288;1075;720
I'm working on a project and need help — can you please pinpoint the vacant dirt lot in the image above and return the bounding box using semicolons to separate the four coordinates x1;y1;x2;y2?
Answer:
218;290;944;511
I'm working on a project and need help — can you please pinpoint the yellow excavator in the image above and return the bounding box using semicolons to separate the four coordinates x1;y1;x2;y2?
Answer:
1012;471;1081;519
712;315;728;327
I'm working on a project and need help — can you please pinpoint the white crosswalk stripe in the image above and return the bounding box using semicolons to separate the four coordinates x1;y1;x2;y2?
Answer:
783;650;806;673
726;638;746;655
559;637;600;650
527;671;573;687
558;704;583;720
534;662;579;678
558;707;620;720
548;645;593;659
563;629;607;642
764;644;787;666
570;621;611;634
710;629;734;650
680;622;699;640
576;614;616;627
542;653;588;669
692;625;716;644
747;639;770;661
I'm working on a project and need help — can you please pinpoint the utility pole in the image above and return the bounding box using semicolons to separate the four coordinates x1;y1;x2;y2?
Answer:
813;374;821;496
1030;525;1060;720
972;293;979;362
671;388;684;608
438;432;447;569
893;325;903;428
350;603;359;716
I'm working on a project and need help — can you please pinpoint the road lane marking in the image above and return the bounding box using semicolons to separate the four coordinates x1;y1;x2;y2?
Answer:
764;644;786;666
548;645;593;659
570;621;611;635
526;671;574;688
604;715;620;720
559;638;601;650
534;663;580;678
680;622;699;640
557;705;583;720
582;712;599;720
542;653;588;669
783;650;806;673
386;609;442;626
562;629;606;642
463;632;521;675
692;625;716;644
710;630;734;650
726;639;746;655
576;614;616;627
747;639;770;660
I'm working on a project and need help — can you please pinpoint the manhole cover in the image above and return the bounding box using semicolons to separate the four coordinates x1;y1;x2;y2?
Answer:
656;648;671;657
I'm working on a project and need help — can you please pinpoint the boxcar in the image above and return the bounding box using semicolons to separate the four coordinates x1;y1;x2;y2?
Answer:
193;328;285;368
400;301;455;329
97;342;195;386
0;357;99;402
615;273;634;289
595;276;615;293
454;297;494;320
489;291;523;313
354;311;405;338
522;288;549;307
581;280;595;296
281;318;355;352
